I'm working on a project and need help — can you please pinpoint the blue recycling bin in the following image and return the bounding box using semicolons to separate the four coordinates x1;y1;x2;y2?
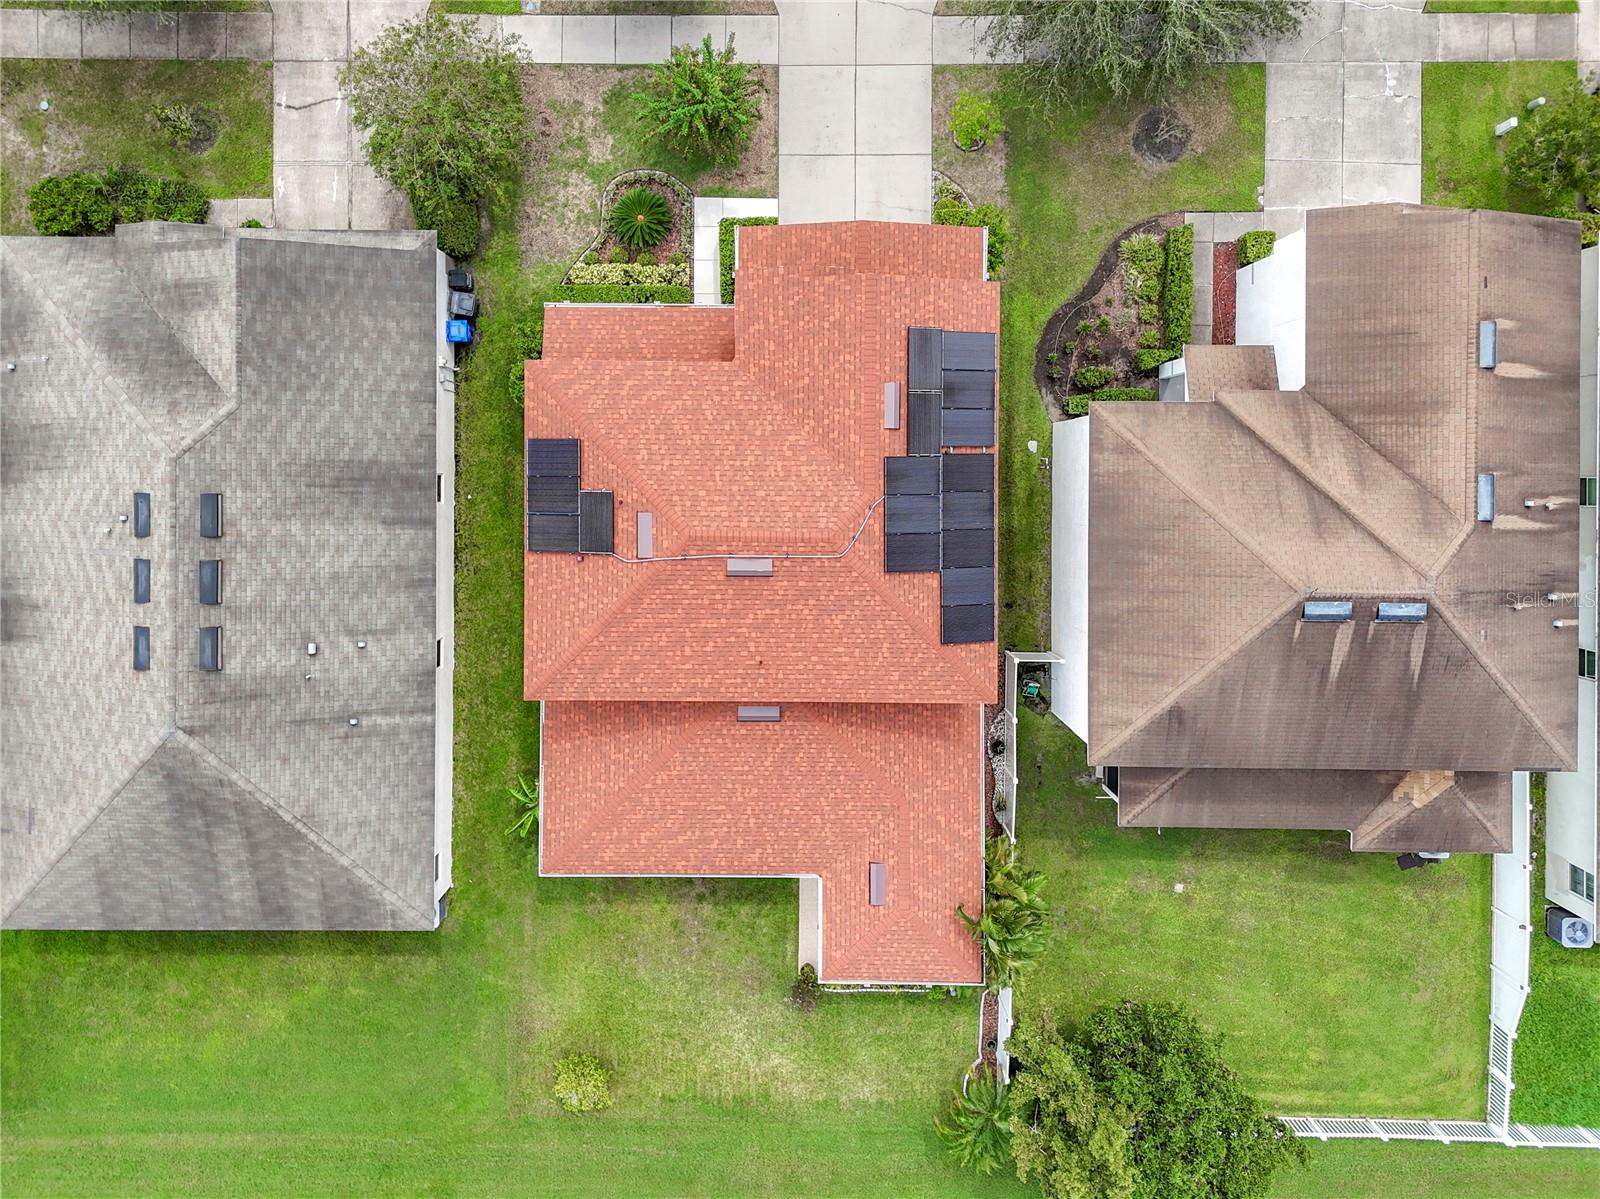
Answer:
446;319;473;344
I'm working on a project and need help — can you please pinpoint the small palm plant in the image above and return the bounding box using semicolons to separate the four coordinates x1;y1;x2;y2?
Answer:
935;1067;1013;1175
959;838;1048;985
506;773;539;839
609;186;671;250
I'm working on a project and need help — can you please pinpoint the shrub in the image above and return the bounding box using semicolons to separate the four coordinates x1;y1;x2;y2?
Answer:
411;189;479;258
1089;387;1156;403
951;90;1004;151
568;261;691;287
1117;232;1163;302
1134;347;1181;373
556;282;691;304
1137;302;1159;323
1554;207;1600;248
789;963;821;1012
152;102;202;145
632;34;761;165
552;1053;612;1114
934;176;966;207
665;249;687;266
28;173;113;235
1075;319;1096;335
958;838;1048;986
634;250;656;266
1162;223;1195;350
1505;82;1600;205
582;249;600;265
610;186;672;250
239;218;264;229
1097;316;1110;332
1083;344;1102;360
1138;328;1161;349
718;215;777;303
1074;365;1115;389
933;195;1009;275
505;774;538;839
1236;228;1276;266
609;245;631;264
934;1068;1012;1175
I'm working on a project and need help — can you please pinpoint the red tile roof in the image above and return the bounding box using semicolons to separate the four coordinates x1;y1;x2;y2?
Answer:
540;701;985;984
525;221;999;984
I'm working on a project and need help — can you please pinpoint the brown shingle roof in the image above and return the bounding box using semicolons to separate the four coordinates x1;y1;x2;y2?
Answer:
1088;204;1581;846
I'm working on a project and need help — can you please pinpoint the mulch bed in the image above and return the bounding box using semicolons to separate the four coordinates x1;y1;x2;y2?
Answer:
980;988;1000;1069
1212;240;1237;345
589;177;691;266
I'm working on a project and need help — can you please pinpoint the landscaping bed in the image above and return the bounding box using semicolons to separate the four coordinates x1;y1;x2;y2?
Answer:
566;169;693;289
1212;240;1237;344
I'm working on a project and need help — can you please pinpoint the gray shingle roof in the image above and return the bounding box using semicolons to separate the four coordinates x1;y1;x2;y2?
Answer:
1;224;442;930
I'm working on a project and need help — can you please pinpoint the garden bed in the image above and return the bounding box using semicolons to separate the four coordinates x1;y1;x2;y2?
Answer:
1212;240;1237;344
566;169;693;283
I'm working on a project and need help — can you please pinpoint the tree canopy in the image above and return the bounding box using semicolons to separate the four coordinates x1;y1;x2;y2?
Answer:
339;11;524;228
985;0;1308;101
1505;82;1600;207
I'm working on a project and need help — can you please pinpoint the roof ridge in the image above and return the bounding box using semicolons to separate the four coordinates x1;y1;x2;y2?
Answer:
553;706;712;849
169;730;435;927
1216;389;1458;579
527;561;659;695
1428;596;1578;770
113;237;238;414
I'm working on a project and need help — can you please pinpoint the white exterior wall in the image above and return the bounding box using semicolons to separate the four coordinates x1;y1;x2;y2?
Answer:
1233;229;1307;390
432;250;457;919
1049;417;1090;742
1544;245;1598;927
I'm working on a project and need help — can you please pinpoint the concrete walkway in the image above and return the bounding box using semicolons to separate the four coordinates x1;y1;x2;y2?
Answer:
691;196;777;304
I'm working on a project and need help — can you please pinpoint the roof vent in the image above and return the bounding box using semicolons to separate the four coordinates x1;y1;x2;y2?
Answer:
1376;601;1428;623
198;626;223;671
727;557;773;577
1478;320;1497;368
133;492;151;539
637;511;654;559
883;381;901;429
134;558;151;604
307;641;318;656
200;492;223;538
869;862;886;906
1301;600;1352;623
1476;473;1495;522
737;705;780;722
133;626;150;672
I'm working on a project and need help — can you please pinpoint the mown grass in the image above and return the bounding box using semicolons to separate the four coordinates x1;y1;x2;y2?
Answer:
1421;61;1579;213
0;60;271;233
1269;1139;1599;1197
1424;1;1577;13
973;64;1266;650
1512;929;1600;1124
1012;707;1491;1118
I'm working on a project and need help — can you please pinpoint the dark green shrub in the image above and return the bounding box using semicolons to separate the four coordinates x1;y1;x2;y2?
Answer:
634;250;656;266
1075;319;1096;335
632;34;761;165
410;189;479;258
666;249;687;266
556;282;691;304
552;1053;612;1113
789;963;822;1012
1554;207;1600;248
609;245;631;264
718;215;777;303
1162;224;1195;351
933;195;1009;275
1074;365;1115;389
1137;303;1159;323
104;167;210;225
610;186;672;250
1138;328;1161;349
1236;228;1276;266
1134;347;1181;373
1090;387;1157;403
28;173;113;235
582;249;601;265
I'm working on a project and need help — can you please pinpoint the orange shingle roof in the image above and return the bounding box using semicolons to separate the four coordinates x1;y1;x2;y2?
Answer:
525;222;999;984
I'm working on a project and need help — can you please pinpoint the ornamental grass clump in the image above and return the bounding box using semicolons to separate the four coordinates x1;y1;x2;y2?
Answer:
610;187;672;250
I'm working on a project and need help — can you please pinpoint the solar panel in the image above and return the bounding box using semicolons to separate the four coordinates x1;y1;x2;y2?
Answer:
885;494;940;534
527;474;580;513
884;455;939;495
198;559;222;605
941;603;995;644
941;567;994;607
942;331;996;372
941;527;993;569
908;327;943;392
528;513;580;552
941;491;993;531
526;438;580;476
885;532;939;572
579;490;614;553
942;407;995;448
134;558;151;604
941;453;995;493
907;392;941;456
941;369;996;408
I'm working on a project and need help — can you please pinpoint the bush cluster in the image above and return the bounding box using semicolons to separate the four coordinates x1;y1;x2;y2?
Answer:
1160;223;1195;351
556;282;691;304
933;192;1009;275
1073;365;1115;390
718;215;777;303
1068;386;1157;415
1134;347;1181;373
412;190;480;259
552;1053;612;1114
951;91;1004;151
569;261;691;287
28;168;209;236
1236;228;1276;266
1117;233;1163;303
1555;207;1600;248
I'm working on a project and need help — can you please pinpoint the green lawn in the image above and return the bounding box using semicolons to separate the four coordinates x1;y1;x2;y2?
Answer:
0;60;271;234
1421;60;1579;213
1513;930;1600;1124
963;64;1268;650
1424;1;1577;13
1012;708;1491;1118
1269;1140;1599;1197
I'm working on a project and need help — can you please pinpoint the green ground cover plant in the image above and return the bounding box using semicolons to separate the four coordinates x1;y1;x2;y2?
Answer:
0;60;269;234
1421;61;1579;213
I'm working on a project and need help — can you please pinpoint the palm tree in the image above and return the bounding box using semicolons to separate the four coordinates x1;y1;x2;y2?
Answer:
505;773;539;839
960;838;1049;984
935;1067;1013;1175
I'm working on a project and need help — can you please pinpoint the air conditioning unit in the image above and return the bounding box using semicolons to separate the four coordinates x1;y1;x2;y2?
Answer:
1545;905;1595;949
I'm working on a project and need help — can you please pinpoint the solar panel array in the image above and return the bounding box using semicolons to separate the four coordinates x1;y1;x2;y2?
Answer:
883;451;996;644
905;327;996;455
527;438;614;555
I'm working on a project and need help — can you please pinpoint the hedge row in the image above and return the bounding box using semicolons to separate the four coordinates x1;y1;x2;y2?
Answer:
933;195;1009;275
1066;386;1157;416
568;261;691;287
555;283;692;304
1161;223;1194;352
1236;228;1276;267
29;167;209;236
719;216;777;304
